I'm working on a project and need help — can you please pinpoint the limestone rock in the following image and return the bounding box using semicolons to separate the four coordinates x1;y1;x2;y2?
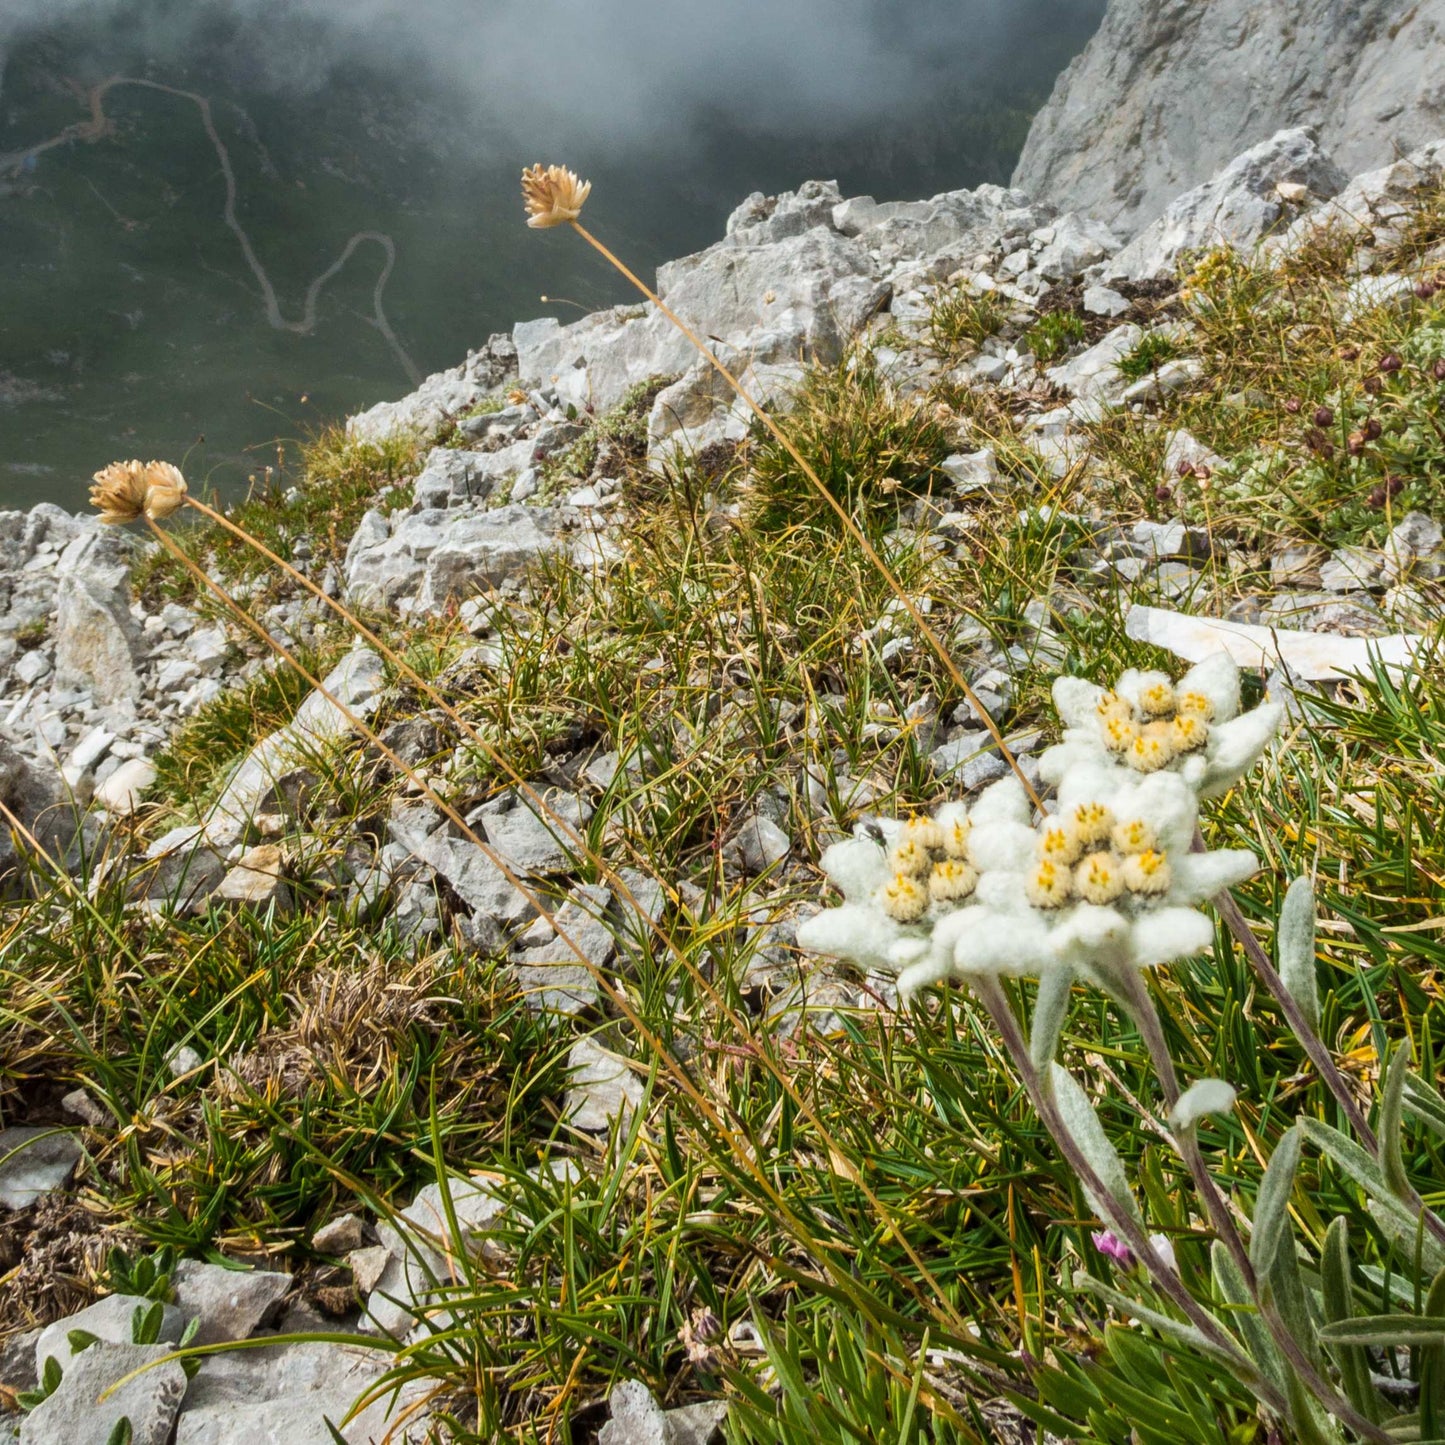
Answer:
563;1037;645;1133
34;1294;188;1375
213;844;292;912
346;334;516;444
20;1341;187;1445
1014;0;1445;238
0;1128;82;1210
1103;129;1348;281
172;1260;292;1346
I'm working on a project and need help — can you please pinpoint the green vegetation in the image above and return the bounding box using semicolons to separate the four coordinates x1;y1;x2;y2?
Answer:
1024;308;1087;362
927;284;1008;355
7;192;1445;1443
1115;328;1183;381
747;348;954;527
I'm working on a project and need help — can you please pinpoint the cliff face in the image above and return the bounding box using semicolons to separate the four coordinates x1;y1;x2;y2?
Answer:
1013;0;1445;236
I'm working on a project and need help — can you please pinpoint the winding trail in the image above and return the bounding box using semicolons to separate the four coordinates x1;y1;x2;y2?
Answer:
2;75;422;386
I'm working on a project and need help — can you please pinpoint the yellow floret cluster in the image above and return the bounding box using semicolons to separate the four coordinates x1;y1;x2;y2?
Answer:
1096;682;1213;774
878;812;979;921
1024;802;1173;910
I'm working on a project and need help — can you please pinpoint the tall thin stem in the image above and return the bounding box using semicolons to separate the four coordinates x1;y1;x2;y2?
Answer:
566;220;1041;811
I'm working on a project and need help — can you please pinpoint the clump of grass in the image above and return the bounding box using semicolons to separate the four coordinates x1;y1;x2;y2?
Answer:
539;373;676;501
1115;329;1182;381
1024;309;1086;363
747;349;954;528
927;284;1007;355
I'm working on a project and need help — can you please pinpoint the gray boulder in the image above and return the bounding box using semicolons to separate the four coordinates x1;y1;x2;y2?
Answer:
1104;128;1349;281
1013;0;1445;238
20;1341;187;1445
171;1260;292;1346
35;1294;187;1376
0;1127;82;1211
343;506;561;614
52;539;144;707
0;738;71;880
346;334;516;444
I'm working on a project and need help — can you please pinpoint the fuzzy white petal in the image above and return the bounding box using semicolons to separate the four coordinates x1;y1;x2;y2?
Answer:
887;936;931;968
1170;1078;1238;1131
953;909;1054;978
968;819;1038;871
1197;704;1285;798
1038;740;1102;787
975;870;1031;909
1053;676;1105;729
819;838;890;903
1125;771;1197;854
796;905;902;969
897;953;956;998
1055;759;1131;811
1049;904;1131;969
933;801;969;832
1167;849;1260;905
1178;653;1241;723
1127;907;1214;969
968;775;1032;828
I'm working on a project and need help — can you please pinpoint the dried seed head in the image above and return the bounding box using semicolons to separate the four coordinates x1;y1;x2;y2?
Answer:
890;838;934;879
1111;818;1158;855
90;459;149;524
1138;681;1177;718
140;461;188;520
929;859;978;904
879;873;930;923
1123;849;1173;896
1037;820;1083;866
1025;859;1073;910
1175;689;1215;722
1170;714;1210;754
1074;851;1126;905
1101;714;1141;754
1313;405;1335;428
1072;801;1116;847
1378;353;1403;374
521;164;592;228
1127;724;1176;773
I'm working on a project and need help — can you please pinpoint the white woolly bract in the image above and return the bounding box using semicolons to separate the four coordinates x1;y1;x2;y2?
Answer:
1038;739;1098;787
897;953;956;998
1050;1063;1143;1227
1168;850;1260;905
968;819;1037;871
1196;703;1285;798
1053;675;1105;729
968;775;1032;827
934;800;970;832
1127;907;1214;969
952;909;1054;977
819;838;890;902
1170;1078;1238;1131
1049;904;1131;967
795;905;902;970
1178;654;1241;723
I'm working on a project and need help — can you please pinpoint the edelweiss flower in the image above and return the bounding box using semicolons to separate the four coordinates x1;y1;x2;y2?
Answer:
89;459;189;524
521;164;592;228
890;768;1257;996
1043;654;1283;799
795;800;986;975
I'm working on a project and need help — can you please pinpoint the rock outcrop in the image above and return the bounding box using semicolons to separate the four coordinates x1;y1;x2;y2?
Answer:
1014;0;1445;237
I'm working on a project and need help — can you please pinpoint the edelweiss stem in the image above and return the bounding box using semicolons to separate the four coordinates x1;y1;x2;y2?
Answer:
566;220;1041;811
972;975;1392;1444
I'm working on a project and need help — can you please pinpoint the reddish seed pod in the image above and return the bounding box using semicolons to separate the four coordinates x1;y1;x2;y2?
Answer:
1433;358;1445;381
1313;405;1335;427
1154;484;1173;503
1284;397;1303;414
1194;464;1211;481
1379;353;1403;373
1363;374;1385;396
1176;458;1195;478
1387;474;1406;497
1348;431;1366;456
1417;281;1439;300
1363;417;1383;440
1367;487;1386;508
1338;344;1361;361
